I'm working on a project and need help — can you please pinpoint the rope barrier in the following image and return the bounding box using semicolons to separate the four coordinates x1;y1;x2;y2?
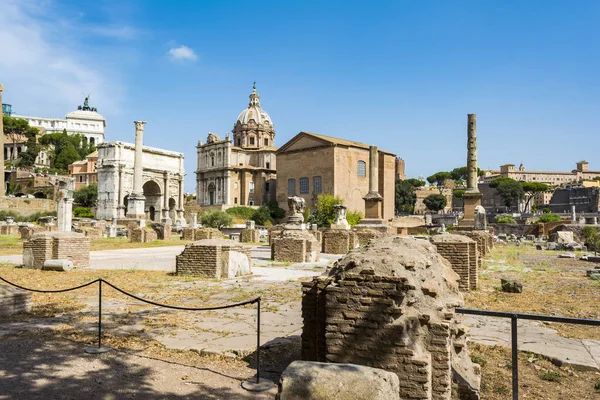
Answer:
0;276;100;293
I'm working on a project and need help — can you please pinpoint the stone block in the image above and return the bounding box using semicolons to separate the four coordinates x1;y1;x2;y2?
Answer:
240;228;260;243
0;285;32;316
176;238;252;278
42;259;74;272
277;361;400;400
272;229;320;263
23;231;90;269
322;230;358;254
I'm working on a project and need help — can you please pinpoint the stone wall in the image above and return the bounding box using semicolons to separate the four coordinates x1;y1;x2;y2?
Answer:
150;223;172;240
489;223;535;237
272;229;320;263
0;224;19;235
301;236;481;400
75;226;103;239
354;229;385;247
130;227;158;243
23;232;90;269
0;197;55;216
20;225;56;240
240;228;259;243
175;239;252;278
322;230;358;254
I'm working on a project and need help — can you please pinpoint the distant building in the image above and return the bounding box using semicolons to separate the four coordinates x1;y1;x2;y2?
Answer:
483;161;600;185
395;157;406;181
415;186;453;214
68;151;98;190
2;103;12;117
12;96;106;147
195;85;277;208
547;186;600;214
3;126;49;168
276;132;396;221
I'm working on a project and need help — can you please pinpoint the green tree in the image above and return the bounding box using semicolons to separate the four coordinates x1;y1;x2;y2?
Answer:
73;184;98;207
308;194;344;227
426;171;452;193
199;210;232;228
490;178;525;211
494;214;516;224
395;180;417;214
423;194;447;212
521;182;550;212
582;226;600;255
406;178;426;188
39;129;96;173
3;116;40;168
449;166;485;187
251;206;272;226
266;200;286;220
453;189;465;210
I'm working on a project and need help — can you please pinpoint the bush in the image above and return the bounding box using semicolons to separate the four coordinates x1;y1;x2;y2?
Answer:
308;194;344;227
73;207;94;218
536;213;561;223
542;208;551;214
251;206;272;226
73;184;97;207
267;200;286;221
423;194;447;212
0;210;56;223
494;214;516;224
226;206;255;220
199;210;232;228
347;210;363;226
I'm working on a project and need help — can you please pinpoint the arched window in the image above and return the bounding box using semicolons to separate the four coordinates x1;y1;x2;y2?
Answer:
211;155;215;167
357;160;366;177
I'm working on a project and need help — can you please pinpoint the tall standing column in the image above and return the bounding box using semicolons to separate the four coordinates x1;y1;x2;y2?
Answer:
466;114;479;193
362;145;383;220
462;113;483;224
176;176;185;224
0;84;5;196
162;171;171;224
126;121;147;222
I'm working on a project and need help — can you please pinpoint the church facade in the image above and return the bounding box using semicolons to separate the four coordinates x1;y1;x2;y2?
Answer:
195;85;277;209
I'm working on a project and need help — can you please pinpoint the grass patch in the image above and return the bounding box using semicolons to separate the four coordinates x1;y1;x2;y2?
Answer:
540;371;562;382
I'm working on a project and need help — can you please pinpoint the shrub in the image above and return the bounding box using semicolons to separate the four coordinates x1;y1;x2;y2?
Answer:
74;184;98;207
251;206;272;226
542;207;551;214
536;213;561;223
423;194;447;212
540;371;562;382
347;210;363;226
267;200;286;221
308;194;344;227
494;214;516;224
199;210;232;228
226;206;256;220
73;207;94;218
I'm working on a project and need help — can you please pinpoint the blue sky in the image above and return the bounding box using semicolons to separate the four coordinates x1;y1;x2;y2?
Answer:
2;0;599;192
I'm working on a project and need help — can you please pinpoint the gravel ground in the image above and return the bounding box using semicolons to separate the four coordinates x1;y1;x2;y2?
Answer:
0;332;285;400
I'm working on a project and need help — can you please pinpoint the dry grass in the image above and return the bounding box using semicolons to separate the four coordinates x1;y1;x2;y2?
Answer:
471;343;600;399
0;235;192;256
465;243;600;339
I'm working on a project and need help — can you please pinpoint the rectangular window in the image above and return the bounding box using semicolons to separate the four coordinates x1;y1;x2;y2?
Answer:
266;162;270;169
266;182;270;192
288;179;296;195
264;138;269;146
250;137;255;145
300;177;309;194
313;176;322;194
234;197;238;204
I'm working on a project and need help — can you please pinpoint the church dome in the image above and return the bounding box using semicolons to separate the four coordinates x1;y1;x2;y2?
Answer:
235;84;273;127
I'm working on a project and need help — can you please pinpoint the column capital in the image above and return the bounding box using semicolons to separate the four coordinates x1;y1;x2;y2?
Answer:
134;121;147;131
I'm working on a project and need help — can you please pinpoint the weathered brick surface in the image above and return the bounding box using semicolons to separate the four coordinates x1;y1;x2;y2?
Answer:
23;232;90;269
75;227;103;239
130;227;158;243
354;229;384;246
150;223;171;240
240;228;259;243
0;285;32;316
0;224;19;235
322;230;358;254
175;239;252;278
272;229;320;263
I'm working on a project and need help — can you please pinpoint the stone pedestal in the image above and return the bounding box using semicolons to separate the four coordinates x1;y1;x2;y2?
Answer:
176;239;252;278
240;228;259;243
461;192;482;223
126;193;146;220
0;285;32;316
322;230;358;254
272;229;320;263
23;232;90;269
57;197;73;232
161;208;172;225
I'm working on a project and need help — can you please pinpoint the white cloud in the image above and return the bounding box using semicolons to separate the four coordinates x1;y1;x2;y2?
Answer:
167;45;198;62
0;0;124;117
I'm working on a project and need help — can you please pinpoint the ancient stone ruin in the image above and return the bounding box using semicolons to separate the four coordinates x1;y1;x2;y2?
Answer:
240;220;260;243
272;197;320;263
181;227;222;241
301;236;480;399
430;234;479;291
176;238;252;278
321;204;359;254
0;285;32;316
23;231;91;269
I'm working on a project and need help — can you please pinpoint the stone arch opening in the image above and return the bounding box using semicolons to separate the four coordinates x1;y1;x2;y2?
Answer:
169;197;177;222
143;180;162;222
208;183;215;205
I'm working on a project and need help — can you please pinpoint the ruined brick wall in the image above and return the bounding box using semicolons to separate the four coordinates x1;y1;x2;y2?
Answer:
181;227;195;241
302;272;453;400
240;229;259;243
467;242;478;290
195;228;222;240
322;230;357;254
150;223;171;240
52;236;90;268
130;227;158;243
0;197;55;216
0;286;32;316
354;229;384;246
310;230;322;247
176;244;220;277
432;242;471;291
0;225;19;235
273;237;307;263
268;229;282;246
74;227;103;239
23;235;53;269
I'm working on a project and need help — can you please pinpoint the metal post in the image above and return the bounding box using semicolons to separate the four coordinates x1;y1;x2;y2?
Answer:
84;279;112;354
241;297;274;392
256;297;261;384
511;315;519;400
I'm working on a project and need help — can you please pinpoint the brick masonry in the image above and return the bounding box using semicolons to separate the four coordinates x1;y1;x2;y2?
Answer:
130;227;158;243
322;230;358;254
23;232;90;269
0;285;32;316
240;228;259;243
354;229;385;247
301;236;481;400
272;229;320;263
75;227;103;240
0;224;19;235
430;235;479;291
175;239;252;278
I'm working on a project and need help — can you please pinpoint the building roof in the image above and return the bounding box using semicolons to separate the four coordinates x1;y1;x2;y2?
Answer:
277;131;396;156
235;84;273;128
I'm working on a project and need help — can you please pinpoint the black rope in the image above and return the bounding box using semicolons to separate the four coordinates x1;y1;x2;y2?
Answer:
0;275;259;311
0;276;100;293
100;280;259;311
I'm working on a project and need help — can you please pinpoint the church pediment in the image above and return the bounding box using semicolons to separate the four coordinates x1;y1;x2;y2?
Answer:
277;132;334;153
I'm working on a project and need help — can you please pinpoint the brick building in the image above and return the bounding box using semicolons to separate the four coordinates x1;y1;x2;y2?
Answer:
68;151;98;190
483;161;600;185
276;132;396;221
